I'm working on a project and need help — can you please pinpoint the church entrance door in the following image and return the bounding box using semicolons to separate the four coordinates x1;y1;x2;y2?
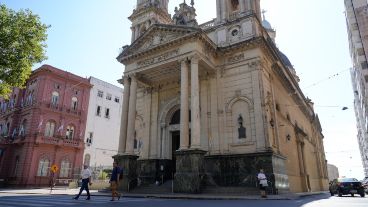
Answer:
171;131;180;176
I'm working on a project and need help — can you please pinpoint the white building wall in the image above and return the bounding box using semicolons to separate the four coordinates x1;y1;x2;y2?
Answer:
345;0;368;177
83;77;123;170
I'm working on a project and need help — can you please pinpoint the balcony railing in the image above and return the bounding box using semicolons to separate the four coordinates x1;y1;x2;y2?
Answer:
199;19;215;30
35;135;84;149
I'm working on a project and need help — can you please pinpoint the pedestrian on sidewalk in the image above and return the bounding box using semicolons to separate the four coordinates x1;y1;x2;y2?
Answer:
110;162;122;201
257;169;268;198
73;165;92;200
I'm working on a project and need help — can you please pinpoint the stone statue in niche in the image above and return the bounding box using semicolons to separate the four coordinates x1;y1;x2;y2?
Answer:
238;114;246;139
173;7;186;25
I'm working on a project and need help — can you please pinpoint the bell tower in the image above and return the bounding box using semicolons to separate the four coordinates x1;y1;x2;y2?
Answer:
216;0;261;23
129;0;172;43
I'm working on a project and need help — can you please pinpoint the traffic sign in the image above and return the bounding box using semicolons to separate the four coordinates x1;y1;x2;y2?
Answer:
50;164;59;173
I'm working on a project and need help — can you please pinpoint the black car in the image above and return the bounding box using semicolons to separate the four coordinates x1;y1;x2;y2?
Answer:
329;178;365;197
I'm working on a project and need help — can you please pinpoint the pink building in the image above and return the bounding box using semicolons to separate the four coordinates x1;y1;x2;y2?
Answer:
0;65;92;187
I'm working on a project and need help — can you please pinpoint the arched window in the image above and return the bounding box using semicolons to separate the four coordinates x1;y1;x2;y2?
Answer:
66;125;75;139
51;91;59;107
84;154;91;167
44;121;56;137
19;119;27;136
60;159;71;178
4;122;10;136
71;97;78;111
37;158;50;176
169;109;191;125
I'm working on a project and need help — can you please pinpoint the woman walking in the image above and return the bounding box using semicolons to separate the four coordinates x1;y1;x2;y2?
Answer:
257;169;268;198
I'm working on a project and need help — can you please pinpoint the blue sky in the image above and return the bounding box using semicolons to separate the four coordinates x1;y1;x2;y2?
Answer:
1;0;364;179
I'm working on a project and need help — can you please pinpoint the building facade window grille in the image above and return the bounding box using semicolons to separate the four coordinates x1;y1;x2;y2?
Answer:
45;121;56;137
97;90;103;98
37;158;50;177
65;125;75;140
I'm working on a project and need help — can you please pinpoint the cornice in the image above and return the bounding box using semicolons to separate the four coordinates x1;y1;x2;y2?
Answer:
258;37;316;121
118;25;217;64
31;65;92;88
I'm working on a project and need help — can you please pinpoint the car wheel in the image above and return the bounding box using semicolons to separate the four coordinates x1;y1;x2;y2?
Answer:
360;193;365;197
351;193;354;197
338;190;342;197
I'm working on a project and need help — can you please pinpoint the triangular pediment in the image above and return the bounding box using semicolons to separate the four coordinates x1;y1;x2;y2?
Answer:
119;24;201;59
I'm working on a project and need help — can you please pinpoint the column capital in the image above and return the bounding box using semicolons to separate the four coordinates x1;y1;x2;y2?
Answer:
189;54;200;64
128;73;137;80
179;57;189;64
119;76;130;85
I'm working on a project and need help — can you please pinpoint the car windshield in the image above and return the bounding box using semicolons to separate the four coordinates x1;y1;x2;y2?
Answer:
338;178;359;182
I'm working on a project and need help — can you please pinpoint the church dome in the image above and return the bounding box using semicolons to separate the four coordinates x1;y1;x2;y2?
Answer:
262;19;273;30
278;50;293;68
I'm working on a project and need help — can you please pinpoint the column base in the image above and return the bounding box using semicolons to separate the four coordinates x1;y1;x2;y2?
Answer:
174;149;207;193
113;154;139;192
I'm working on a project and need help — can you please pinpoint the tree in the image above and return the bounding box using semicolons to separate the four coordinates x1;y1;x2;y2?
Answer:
0;4;49;98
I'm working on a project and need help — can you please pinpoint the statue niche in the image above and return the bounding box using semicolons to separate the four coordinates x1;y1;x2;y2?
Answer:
237;114;246;139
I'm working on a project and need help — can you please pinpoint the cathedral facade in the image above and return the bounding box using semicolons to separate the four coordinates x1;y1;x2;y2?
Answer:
115;0;328;193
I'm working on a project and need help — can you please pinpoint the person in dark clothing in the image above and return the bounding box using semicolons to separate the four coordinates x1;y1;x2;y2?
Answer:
73;165;92;200
110;162;122;201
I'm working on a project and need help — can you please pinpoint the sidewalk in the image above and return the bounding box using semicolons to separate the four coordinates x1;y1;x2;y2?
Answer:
0;187;328;200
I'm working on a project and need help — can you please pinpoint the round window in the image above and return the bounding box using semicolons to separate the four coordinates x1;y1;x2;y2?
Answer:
231;29;239;36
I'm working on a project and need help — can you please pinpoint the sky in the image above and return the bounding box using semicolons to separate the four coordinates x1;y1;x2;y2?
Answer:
1;0;364;179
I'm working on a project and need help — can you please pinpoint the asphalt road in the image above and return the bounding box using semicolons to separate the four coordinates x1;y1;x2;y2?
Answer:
0;193;366;207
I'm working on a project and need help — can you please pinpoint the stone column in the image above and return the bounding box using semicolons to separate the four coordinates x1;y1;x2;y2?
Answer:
125;75;138;154
216;0;222;22
255;0;261;20
135;26;139;41
131;27;135;43
118;76;130;154
190;55;201;149
239;0;245;13
221;0;227;20
246;0;251;11
180;59;190;150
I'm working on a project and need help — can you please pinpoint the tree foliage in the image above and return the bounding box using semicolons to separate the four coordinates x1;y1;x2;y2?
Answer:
0;4;49;98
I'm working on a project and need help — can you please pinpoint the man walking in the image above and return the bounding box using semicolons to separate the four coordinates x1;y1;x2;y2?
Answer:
110;162;121;201
73;165;92;200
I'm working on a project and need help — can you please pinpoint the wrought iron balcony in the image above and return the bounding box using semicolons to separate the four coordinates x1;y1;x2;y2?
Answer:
35;135;84;149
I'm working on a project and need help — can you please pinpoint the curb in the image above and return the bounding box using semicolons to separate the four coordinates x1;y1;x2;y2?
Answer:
0;189;329;201
0;191;293;200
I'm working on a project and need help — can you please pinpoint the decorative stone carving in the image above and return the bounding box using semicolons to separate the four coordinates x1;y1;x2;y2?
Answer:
137;49;180;67
172;0;198;27
237;114;246;139
227;53;245;63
